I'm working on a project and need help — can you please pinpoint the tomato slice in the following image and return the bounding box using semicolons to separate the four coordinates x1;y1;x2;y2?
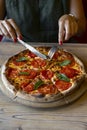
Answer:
13;60;25;66
27;51;37;58
61;52;75;66
31;59;46;68
19;69;37;79
5;68;12;77
53;52;61;59
53;51;75;66
31;60;38;68
40;70;54;79
60;67;79;78
20;82;29;89
38;84;58;95
55;80;72;91
8;69;18;78
21;83;34;93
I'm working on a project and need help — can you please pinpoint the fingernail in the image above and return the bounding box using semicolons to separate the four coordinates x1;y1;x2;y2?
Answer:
14;38;17;43
19;35;23;40
59;41;63;45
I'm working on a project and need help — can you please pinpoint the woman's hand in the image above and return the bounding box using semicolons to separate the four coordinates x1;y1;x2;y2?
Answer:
0;19;22;42
58;14;78;44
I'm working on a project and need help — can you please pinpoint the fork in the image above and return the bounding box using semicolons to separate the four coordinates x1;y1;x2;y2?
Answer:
48;46;58;59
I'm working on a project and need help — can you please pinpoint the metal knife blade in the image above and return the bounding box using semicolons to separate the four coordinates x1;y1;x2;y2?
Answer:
17;38;48;59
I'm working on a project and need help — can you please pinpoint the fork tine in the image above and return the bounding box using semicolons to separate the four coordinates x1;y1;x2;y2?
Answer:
48;46;58;59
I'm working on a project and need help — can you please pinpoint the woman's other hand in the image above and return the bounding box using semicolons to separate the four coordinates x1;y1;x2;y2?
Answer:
0;19;22;42
58;0;86;44
58;14;78;44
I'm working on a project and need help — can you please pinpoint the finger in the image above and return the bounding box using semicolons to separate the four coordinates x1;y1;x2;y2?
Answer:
0;28;3;35
73;21;78;35
8;19;22;38
64;20;72;41
0;22;11;38
2;20;17;41
58;20;65;45
70;21;78;37
71;22;75;36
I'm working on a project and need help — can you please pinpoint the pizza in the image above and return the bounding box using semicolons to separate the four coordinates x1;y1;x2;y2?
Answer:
1;47;86;104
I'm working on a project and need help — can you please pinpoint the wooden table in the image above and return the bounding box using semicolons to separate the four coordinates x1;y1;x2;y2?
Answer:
0;42;87;130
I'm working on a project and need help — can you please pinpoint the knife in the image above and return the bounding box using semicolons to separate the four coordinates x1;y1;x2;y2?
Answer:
17;38;48;59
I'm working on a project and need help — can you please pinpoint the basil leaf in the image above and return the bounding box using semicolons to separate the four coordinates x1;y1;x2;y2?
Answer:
16;57;28;62
19;71;30;75
34;80;44;90
56;73;70;82
59;60;71;66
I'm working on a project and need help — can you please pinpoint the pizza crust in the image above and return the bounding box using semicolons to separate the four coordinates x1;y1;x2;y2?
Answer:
0;48;86;106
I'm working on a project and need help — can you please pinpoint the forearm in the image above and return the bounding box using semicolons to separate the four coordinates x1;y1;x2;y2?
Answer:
70;0;86;34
